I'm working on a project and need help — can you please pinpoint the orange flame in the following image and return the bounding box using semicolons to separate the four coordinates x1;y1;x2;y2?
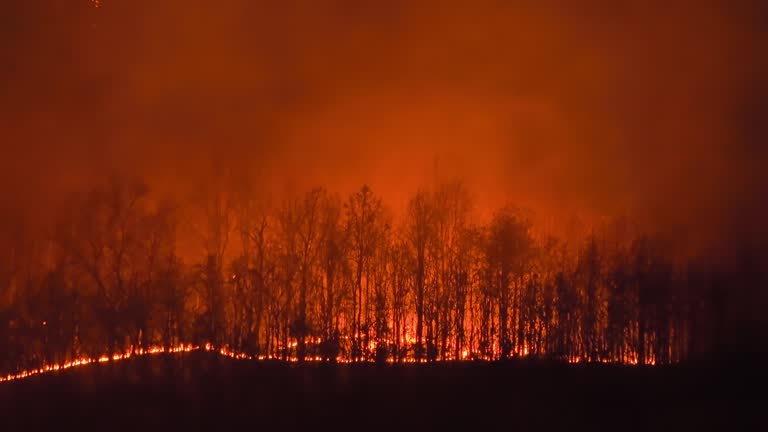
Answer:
0;340;659;385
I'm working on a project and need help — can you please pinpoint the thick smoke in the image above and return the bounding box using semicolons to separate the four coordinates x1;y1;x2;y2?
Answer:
1;0;766;254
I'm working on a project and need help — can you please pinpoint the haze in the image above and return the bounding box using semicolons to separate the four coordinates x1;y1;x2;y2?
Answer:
2;0;766;254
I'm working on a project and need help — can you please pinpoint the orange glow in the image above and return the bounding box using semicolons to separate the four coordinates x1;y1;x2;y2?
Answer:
0;344;197;384
3;1;751;383
0;338;661;385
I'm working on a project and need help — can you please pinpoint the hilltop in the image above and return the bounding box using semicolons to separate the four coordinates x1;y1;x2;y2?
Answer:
0;351;763;431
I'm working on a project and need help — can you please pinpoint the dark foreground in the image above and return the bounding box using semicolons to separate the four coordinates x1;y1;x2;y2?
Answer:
0;352;765;431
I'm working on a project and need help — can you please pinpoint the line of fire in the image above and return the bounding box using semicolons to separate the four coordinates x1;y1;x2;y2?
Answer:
2;176;746;382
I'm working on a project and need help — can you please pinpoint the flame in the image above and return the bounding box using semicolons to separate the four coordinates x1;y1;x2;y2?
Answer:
0;344;197;384
0;338;661;385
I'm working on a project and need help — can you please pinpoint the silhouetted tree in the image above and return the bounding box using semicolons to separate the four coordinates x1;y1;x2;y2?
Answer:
485;207;533;359
3;176;749;374
344;185;385;360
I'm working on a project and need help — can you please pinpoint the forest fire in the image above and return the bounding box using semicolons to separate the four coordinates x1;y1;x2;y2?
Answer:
0;344;197;384
0;5;767;422
0;334;662;385
1;177;696;380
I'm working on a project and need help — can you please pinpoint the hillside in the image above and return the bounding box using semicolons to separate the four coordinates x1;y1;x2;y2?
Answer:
0;352;763;431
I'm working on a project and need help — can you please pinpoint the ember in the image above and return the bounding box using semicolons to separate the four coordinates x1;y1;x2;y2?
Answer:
0;0;766;390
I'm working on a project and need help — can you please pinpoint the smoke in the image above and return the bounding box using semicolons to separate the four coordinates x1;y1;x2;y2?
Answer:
1;0;766;253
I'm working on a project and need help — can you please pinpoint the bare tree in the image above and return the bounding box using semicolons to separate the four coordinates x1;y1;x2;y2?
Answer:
0;176;716;372
190;171;234;349
344;185;385;360
406;190;434;361
485;206;533;359
319;194;344;360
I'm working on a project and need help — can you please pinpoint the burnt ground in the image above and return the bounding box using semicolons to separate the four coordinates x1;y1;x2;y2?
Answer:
0;352;765;431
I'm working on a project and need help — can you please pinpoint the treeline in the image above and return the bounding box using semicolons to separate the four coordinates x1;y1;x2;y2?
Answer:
0;176;759;374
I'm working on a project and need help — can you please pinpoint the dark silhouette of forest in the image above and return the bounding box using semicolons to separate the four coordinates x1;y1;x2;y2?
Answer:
2;4;768;430
2;175;765;378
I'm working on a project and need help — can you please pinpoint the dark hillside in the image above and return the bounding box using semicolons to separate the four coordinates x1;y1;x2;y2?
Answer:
0;352;764;431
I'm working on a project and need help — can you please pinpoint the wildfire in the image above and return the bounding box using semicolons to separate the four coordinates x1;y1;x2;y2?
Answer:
0;344;197;384
0;338;659;386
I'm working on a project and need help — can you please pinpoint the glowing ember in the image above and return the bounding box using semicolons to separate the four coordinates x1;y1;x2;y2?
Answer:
1;339;659;386
0;344;196;384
